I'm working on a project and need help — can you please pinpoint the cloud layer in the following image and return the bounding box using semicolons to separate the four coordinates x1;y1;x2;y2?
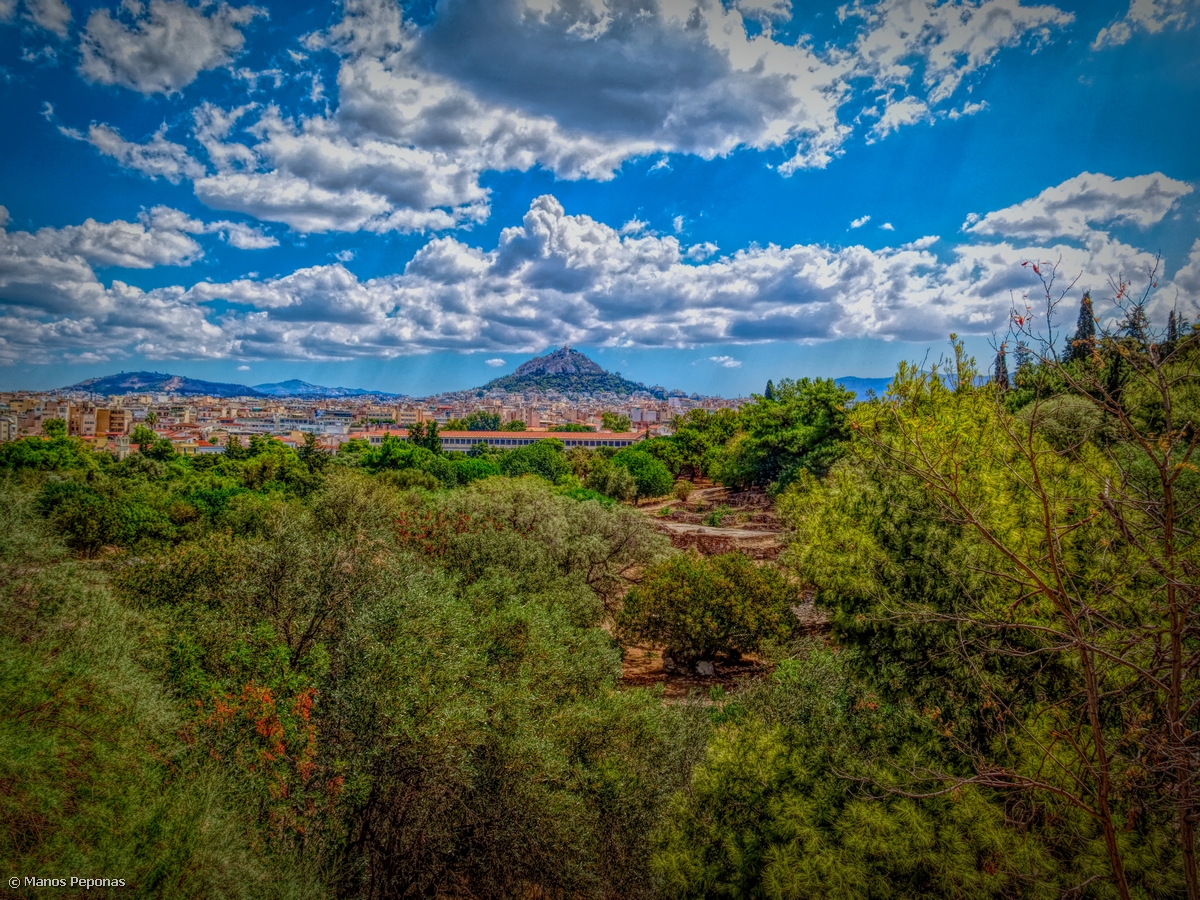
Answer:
3;172;1192;366
74;0;1079;234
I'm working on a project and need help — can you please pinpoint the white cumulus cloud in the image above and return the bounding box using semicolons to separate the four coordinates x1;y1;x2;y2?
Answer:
140;0;1075;236
8;171;1191;367
851;215;871;228
870;96;929;138
710;356;743;368
79;0;266;95
844;0;1074;104
80;122;206;183
963;171;1193;239
485;358;505;366
23;0;71;37
1093;0;1197;49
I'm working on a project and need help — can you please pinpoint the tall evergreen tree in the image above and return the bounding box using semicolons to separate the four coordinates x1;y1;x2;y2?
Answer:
1123;303;1150;346
1067;291;1095;363
764;380;776;401
1167;310;1179;345
1013;341;1032;371
993;343;1010;390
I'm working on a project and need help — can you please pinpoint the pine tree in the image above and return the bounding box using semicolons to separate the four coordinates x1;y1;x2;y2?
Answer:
1067;291;1095;363
1123;304;1150;346
764;380;776;401
993;344;1010;391
1167;310;1179;345
1014;341;1032;371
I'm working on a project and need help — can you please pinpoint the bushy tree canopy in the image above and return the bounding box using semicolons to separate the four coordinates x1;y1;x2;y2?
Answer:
617;551;796;664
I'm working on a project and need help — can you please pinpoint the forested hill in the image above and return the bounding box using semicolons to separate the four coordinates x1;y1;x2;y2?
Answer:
483;347;648;395
62;371;265;398
60;372;399;399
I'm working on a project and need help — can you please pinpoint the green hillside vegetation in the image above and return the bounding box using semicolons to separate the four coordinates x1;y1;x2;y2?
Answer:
4;279;1199;899
483;347;646;396
484;369;645;396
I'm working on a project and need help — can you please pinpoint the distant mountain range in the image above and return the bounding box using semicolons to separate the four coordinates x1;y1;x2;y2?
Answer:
61;371;402;399
63;372;263;398
58;360;896;402
252;379;398;399
483;347;649;396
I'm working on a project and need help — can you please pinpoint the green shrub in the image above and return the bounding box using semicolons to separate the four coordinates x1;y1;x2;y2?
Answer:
378;467;442;491
499;439;571;482
617;552;796;664
584;461;637;502
610;449;673;501
702;504;733;527
0;483;320;899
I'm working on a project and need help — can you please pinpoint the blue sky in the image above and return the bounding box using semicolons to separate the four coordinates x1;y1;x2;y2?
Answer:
1;0;1198;396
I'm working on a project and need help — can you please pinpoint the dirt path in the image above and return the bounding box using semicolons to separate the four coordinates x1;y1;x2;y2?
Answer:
654;520;781;538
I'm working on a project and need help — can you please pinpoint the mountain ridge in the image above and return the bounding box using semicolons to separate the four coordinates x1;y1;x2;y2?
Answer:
60;371;401;399
253;379;401;399
62;371;265;398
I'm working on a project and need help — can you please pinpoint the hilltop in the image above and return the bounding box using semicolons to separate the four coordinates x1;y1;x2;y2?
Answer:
483;347;648;396
60;371;400;399
62;371;265;398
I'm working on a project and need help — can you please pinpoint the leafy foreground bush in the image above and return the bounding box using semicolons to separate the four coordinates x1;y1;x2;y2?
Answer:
15;470;700;899
0;483;320;900
654;648;1070;900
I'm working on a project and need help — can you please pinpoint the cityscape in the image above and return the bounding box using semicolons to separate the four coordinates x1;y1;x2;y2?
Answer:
0;346;752;453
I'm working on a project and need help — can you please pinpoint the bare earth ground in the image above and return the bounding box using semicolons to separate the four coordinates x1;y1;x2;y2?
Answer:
618;480;828;700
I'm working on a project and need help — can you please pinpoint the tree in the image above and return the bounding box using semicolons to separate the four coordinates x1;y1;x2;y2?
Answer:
131;424;158;448
364;434;428;472
993;342;1009;390
142;436;176;462
298;432;331;472
764;379;776;401
584;461;637;502
601;411;631;433
499;439;571;482
407;421;442;453
500;420;526;431
616;551;796;666
1067;291;1096;363
463;410;502;431
145;410;158;427
223;434;246;459
610;449;673;501
714;378;851;492
654;650;1051;899
43;417;67;439
664;408;741;479
550;423;594;432
784;265;1200;900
